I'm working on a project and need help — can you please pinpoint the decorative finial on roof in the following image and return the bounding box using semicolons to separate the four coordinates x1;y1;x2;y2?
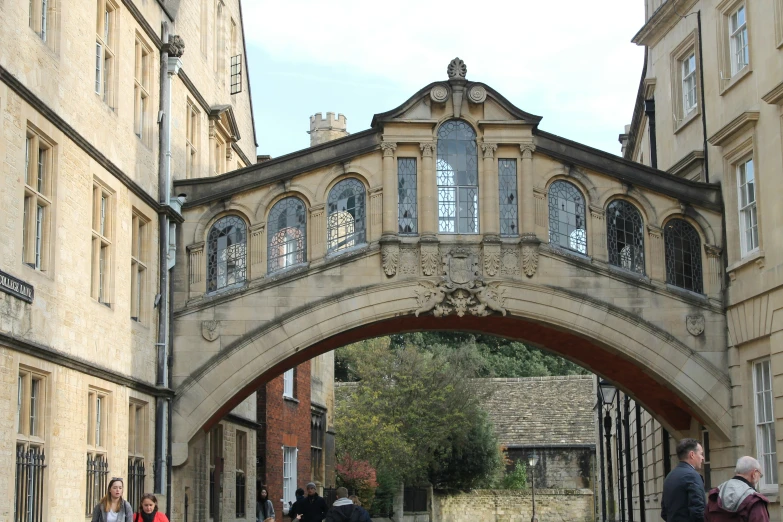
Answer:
447;57;467;80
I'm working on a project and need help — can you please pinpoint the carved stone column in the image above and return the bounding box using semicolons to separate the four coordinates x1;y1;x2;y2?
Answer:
420;142;437;238
520;143;536;238
381;142;398;238
704;244;723;298
647;224;665;282
589;205;607;262
208;123;217;176
481;142;499;238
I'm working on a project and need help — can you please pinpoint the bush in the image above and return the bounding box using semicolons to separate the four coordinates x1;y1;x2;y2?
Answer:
500;460;528;490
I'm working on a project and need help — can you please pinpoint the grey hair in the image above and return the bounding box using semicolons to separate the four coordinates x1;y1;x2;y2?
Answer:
735;456;761;475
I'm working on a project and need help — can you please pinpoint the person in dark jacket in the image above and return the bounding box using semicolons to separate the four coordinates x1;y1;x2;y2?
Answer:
661;438;706;522
288;488;306;519
706;456;770;522
292;483;327;522
325;488;371;522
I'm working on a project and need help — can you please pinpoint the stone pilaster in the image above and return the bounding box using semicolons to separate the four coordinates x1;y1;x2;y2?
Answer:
187;242;205;298
589;205;607;262
369;186;383;242
520;143;536;237
481;142;499;238
705;244;723;298
381;142;398;238
309;204;326;261
647;224;665;282
249;223;265;279
420;142;437;238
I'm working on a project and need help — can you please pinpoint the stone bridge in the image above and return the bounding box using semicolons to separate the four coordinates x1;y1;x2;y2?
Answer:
169;59;728;466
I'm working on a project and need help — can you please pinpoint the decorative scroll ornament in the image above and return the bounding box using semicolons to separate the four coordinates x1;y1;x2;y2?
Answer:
202;320;220;342
484;251;500;277
521;244;539;277
414;248;506;318
686;314;705;336
468;84;487;104
447;57;467;80
430;83;450;103
381;242;400;277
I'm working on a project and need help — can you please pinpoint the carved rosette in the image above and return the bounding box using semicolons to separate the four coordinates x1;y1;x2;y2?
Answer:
521;244;539;277
381;141;397;157
381;242;400;277
430;83;450;103
686;314;705;336
420;242;439;276
468;84;487;104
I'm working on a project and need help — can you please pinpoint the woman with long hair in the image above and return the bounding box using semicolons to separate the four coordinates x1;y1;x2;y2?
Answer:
90;477;133;522
257;486;275;522
134;493;169;522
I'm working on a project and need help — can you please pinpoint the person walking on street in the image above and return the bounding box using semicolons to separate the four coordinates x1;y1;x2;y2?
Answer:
90;477;134;522
706;456;770;522
292;483;327;522
661;438;706;522
133;493;169;522
325;488;371;522
257;486;275;522
289;488;306;519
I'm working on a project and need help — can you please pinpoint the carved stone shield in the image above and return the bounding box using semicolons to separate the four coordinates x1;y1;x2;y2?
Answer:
686;315;705;336
445;249;478;285
202;320;220;342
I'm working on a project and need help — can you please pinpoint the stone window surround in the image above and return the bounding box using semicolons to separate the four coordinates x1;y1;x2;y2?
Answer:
87;387;111;464
91;178;116;306
133;33;153;147
95;0;120;109
28;0;58;50
185;99;200;179
716;0;753;95
130;209;150;324
128;399;148;461
669;30;701;133
23;125;56;273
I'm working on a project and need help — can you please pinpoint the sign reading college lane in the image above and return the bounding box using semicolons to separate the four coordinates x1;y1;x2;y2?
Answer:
0;270;34;303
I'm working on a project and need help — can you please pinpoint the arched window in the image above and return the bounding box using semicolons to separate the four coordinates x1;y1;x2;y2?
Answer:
436;120;478;233
207;215;246;292
548;181;586;254
606;200;645;274
664;219;703;293
327;178;366;253
268;197;307;273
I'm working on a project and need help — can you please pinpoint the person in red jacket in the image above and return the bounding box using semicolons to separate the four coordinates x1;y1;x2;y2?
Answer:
134;493;169;522
706;456;770;522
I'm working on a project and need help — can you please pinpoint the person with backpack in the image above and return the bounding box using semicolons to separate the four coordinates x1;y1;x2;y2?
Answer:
706;456;770;522
325;488;370;522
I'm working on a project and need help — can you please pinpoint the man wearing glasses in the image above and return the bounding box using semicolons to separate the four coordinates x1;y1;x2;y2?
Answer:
706;456;770;522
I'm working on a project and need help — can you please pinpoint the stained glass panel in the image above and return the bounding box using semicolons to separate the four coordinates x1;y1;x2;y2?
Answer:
606;200;645;274
327;178;366;253
664;218;703;293
548;181;586;253
398;158;417;235
268;197;307;273
207;215;247;292
498;159;517;236
437;120;478;233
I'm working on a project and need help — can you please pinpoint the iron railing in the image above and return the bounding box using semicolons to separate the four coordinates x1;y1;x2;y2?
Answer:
15;445;46;522
85;454;108;516
127;457;146;511
236;472;246;517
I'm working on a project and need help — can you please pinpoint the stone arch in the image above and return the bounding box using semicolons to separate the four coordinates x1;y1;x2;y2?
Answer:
193;204;253;246
254;184;315;224
433;115;480;139
171;278;731;464
315;166;374;204
600;189;659;226
542;165;600;204
660;206;718;246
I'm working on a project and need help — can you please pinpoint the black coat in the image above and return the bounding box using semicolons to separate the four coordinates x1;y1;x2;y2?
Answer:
325;504;371;522
291;494;327;522
661;462;706;522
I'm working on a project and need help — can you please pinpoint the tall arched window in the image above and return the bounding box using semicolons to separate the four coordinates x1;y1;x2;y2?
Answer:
664;219;703;293
606;200;645;274
548;181;586;254
207;215;246;292
327;178;366;253
436;120;478;233
268;197;307;273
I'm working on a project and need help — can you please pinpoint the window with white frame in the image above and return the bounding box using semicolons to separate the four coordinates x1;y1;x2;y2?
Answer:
186;100;200;178
130;211;148;322
737;157;758;255
91;181;113;305
729;4;748;76
283;446;298;508
681;53;697;116
95;0;118;108
283;368;295;398
753;359;778;490
28;0;54;45
86;389;109;515
23;129;54;271
127;400;147;510
16;368;47;522
134;36;152;146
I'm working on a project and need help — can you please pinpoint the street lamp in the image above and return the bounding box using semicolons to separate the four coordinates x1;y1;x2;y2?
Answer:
529;453;539;522
599;380;617;522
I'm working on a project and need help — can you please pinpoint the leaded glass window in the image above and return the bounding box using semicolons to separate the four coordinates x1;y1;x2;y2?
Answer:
327;178;366;253
398;158;417;235
207;215;246;292
498;159;518;236
548;181;586;253
664;219;703;293
436;120;478;234
606;200;645;274
268;197;307;273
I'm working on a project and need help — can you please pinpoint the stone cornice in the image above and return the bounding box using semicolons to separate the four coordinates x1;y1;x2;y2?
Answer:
762;81;783;105
667;150;705;178
707;111;760;147
631;0;699;47
121;0;163;48
0;331;174;398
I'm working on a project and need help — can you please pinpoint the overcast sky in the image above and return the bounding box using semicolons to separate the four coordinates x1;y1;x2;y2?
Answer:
242;0;646;159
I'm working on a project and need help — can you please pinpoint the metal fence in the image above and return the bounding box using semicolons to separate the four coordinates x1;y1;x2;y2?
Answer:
85;454;108;516
15;445;46;522
127;458;146;511
236;472;246;517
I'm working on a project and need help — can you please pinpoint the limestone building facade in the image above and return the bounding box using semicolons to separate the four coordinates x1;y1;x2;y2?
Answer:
0;0;257;519
603;1;783;520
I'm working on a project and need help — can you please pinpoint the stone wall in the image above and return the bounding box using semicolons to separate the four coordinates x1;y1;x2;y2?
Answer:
433;489;595;522
506;446;595;489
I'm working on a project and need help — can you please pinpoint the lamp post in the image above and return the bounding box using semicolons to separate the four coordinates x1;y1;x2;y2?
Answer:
529;453;539;522
599;380;618;522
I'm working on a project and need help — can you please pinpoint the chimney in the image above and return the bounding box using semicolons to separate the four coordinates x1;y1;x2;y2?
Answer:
308;112;349;147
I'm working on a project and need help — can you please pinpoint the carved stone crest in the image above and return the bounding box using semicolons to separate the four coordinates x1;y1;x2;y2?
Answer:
501;248;521;277
381;242;399;277
202;320;220;342
444;248;480;284
521;244;539;277
686;314;705;336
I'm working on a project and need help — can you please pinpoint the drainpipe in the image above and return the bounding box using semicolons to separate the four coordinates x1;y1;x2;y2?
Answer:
696;11;710;183
643;99;658;170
